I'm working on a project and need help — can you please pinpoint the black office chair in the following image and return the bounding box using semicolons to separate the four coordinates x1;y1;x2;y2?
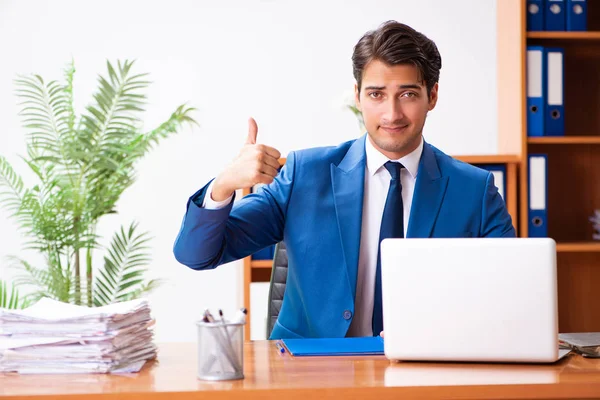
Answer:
266;241;288;338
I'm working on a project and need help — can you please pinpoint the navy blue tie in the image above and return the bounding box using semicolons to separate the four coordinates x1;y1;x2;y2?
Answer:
372;161;404;336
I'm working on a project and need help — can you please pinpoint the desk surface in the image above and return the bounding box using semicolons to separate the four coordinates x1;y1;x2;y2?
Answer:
2;341;600;399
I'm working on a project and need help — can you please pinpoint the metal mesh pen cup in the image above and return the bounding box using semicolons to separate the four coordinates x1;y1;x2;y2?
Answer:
197;321;244;381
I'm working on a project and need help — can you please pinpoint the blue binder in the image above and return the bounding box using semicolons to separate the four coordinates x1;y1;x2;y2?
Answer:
477;165;507;202
527;46;545;137
566;0;587;31
545;0;566;31
528;154;548;237
545;47;565;136
280;337;384;356
527;0;545;31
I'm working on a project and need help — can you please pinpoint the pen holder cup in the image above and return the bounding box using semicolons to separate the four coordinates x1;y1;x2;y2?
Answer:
197;321;245;381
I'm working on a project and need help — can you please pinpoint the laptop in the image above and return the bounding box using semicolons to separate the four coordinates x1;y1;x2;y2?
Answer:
379;237;571;363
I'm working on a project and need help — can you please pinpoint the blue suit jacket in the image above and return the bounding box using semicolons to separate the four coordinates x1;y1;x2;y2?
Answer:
173;136;516;339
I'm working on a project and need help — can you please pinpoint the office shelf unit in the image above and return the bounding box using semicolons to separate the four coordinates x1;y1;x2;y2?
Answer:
520;1;600;332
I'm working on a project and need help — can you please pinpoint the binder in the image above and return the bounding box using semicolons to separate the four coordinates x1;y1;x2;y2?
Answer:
477;165;506;202
566;0;587;31
280;337;384;356
527;46;545;137
527;0;545;31
545;0;566;31
528;154;548;237
545;48;565;136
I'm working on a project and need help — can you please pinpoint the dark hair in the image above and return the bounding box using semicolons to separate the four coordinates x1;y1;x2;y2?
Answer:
352;21;442;97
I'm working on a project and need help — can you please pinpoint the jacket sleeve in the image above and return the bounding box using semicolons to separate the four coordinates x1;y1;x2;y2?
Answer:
173;151;296;270
479;172;517;238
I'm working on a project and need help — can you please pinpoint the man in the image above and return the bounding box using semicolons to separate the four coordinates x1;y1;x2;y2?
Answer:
173;21;516;340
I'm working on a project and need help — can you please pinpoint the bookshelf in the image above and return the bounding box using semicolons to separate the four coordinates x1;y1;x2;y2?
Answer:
527;31;600;40
556;242;600;253
517;1;600;332
528;136;600;144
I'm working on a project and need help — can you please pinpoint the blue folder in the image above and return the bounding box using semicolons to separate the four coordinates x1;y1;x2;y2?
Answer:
545;47;565;136
566;0;587;31
280;337;384;356
527;0;545;31
545;0;566;31
527;46;546;137
528;154;548;237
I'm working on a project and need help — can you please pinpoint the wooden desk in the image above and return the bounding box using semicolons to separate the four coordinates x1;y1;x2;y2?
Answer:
2;342;600;399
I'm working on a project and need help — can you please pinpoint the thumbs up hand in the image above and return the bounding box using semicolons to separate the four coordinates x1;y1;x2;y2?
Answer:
211;118;282;202
246;117;258;145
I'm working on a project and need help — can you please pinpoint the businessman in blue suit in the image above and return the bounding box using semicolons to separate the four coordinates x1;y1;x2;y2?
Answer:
173;21;516;339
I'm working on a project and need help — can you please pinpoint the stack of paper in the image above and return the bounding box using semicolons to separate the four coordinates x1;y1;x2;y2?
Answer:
0;298;157;374
591;210;600;240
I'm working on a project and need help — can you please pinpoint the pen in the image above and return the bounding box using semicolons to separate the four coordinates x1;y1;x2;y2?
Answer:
276;341;285;354
203;309;239;373
219;309;243;374
203;309;215;323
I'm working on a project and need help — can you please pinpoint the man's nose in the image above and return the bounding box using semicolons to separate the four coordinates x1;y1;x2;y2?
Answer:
383;98;404;124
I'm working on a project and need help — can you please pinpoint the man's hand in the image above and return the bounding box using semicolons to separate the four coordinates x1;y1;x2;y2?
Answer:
211;118;282;202
380;331;384;338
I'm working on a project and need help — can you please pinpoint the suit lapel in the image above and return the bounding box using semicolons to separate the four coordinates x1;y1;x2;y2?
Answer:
331;136;366;300
407;142;449;238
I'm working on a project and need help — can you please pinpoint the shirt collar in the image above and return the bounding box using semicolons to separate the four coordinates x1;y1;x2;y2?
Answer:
365;135;423;179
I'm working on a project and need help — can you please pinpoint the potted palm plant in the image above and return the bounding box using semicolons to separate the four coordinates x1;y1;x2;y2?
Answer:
0;60;196;307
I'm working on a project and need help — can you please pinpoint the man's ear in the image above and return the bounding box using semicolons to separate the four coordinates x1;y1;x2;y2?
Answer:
428;82;439;111
354;83;362;112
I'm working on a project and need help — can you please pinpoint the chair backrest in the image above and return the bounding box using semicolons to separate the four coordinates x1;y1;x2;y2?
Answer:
266;241;288;338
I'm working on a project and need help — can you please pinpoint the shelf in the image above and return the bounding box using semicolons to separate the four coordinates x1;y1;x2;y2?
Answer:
250;260;273;269
556;242;600;253
453;155;521;164
527;32;600;40
528;136;600;145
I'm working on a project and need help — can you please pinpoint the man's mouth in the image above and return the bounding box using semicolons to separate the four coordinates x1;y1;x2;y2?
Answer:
380;125;408;134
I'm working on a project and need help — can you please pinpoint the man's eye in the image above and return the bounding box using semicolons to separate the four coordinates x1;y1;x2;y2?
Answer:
369;92;382;99
402;92;417;98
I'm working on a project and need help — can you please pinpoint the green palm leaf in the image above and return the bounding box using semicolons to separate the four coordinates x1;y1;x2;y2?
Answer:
139;104;197;152
120;279;161;302
14;63;81;248
93;222;156;306
80;60;149;157
0;156;24;215
15;72;71;164
10;255;73;303
0;280;29;309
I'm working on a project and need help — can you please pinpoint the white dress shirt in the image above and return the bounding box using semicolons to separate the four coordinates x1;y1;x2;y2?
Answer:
346;136;423;337
202;136;424;337
202;181;234;209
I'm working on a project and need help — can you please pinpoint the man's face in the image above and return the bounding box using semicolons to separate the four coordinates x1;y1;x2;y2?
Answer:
355;60;438;159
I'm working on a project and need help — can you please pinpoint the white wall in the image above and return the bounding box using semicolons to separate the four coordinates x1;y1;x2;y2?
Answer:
0;0;497;341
